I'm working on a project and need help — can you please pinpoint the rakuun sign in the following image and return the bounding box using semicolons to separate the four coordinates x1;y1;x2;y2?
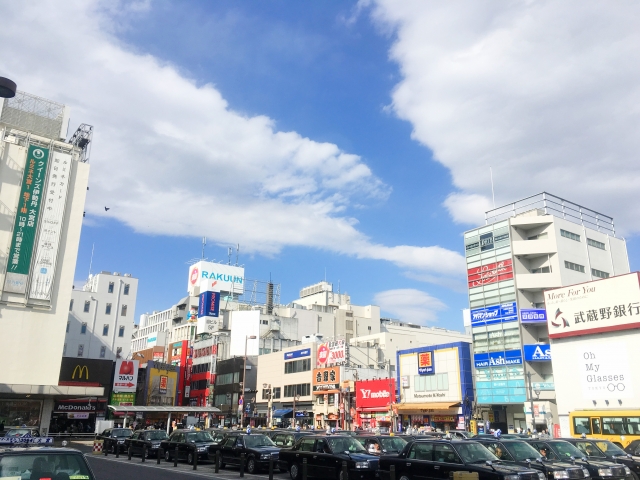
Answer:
188;261;245;295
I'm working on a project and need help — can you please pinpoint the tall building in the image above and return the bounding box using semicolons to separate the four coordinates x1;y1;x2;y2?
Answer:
66;271;139;360
465;192;629;433
0;91;92;433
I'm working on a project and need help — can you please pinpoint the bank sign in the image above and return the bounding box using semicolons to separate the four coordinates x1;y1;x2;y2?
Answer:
523;344;551;361
474;349;523;369
188;261;245;295
471;302;517;326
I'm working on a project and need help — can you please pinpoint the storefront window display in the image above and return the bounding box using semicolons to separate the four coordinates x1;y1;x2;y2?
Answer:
0;400;41;428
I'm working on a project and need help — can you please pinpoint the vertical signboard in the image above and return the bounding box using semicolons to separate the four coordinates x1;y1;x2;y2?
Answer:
4;145;50;294
197;289;220;334
112;359;139;393
29;151;73;300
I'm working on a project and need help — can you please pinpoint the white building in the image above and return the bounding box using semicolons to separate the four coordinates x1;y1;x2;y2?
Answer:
465;192;629;433
66;271;138;360
0;90;92;433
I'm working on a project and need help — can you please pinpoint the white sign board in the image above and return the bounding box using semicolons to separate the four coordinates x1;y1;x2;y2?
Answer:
577;342;633;399
229;310;260;356
316;339;349;368
545;273;640;339
188;261;245;295
113;359;139;393
29;151;73;301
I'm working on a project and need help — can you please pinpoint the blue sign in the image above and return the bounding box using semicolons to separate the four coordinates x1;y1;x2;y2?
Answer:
284;348;311;360
523;344;551;361
520;309;547;323
470;302;517;326
474;349;523;369
198;291;220;318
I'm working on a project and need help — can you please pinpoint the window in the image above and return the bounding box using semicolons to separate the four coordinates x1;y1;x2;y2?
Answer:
83;301;90;313
408;443;432;460
414;373;449;392
299;438;316;452
531;266;551;274
80;323;87;334
528;232;548;240
345;320;353;330
77;344;84;357
102;324;109;336
284;358;311;374
587;238;606;250
565;261;585;273
591;268;610;279
100;346;106;358
121;305;128;316
216;373;235;386
273;387;281;399
433;443;462;464
108;282;114;293
69;299;74;311
561;229;581;242
592;418;601;434
124;284;130;295
118;326;125;337
573;417;591;434
602;417;625;435
283;383;310;397
328;394;335;405
317;395;324;405
105;303;112;315
66;321;70;333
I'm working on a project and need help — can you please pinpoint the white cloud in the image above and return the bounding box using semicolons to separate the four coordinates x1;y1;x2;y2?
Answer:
443;193;492;226
0;0;465;279
373;288;446;325
368;0;640;234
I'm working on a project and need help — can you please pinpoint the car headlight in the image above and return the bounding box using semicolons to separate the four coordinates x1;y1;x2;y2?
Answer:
538;473;547;480
582;468;590;477
597;469;613;477
261;454;272;460
355;462;369;469
504;475;519;480
554;472;570;479
624;467;632;476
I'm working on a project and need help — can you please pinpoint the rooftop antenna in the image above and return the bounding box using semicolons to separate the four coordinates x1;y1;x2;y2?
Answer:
88;243;95;278
235;244;240;266
228;247;232;265
201;236;206;260
490;166;496;208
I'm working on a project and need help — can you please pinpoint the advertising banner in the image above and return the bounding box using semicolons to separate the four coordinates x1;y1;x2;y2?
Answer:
577;342;633;400
520;309;547;323
29;151;72;301
4;145;50;294
316;339;348;368
188;261;245;295
110;392;135;407
198;290;220;317
313;367;341;393
284;348;311;360
113;359;139;393
355;379;395;409
523;344;551;361
474;349;523;369
417;351;435;375
470;302;517;326
467;259;513;288
58;358;114;387
545;273;640;338
145;361;179;406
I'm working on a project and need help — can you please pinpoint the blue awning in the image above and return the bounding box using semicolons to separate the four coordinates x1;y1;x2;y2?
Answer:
272;408;293;417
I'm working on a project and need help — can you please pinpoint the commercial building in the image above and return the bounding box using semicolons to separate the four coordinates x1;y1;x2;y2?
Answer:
465;193;629;433
212;356;257;427
0;91;92;434
354;378;396;431
395;342;473;433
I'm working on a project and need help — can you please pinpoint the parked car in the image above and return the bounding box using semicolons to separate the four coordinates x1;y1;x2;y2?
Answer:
1;428;40;438
625;441;640;457
354;435;408;455
209;432;281;474
379;438;545;480
96;428;133;454
562;438;640;480
279;434;379;480
204;428;228;445
123;429;168;458
272;431;315;448
448;430;475;439
473;434;529;440
0;446;96;480
160;429;216;464
475;438;592;479
525;439;631;480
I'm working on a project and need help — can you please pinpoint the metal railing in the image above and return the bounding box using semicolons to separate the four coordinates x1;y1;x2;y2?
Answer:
485;192;615;236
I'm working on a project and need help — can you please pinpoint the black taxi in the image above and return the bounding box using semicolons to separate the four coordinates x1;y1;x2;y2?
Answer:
561;438;639;480
0;446;96;480
354;435;408;456
378;438;545;480
208;431;281;474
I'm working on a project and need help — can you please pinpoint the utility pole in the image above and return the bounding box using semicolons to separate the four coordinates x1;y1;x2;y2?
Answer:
527;371;536;434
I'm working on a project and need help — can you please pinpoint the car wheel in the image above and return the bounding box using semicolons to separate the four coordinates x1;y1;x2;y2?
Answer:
290;463;300;480
629;472;639;480
218;456;226;469
399;476;411;480
339;469;348;480
247;457;257;474
165;449;171;462
187;452;194;465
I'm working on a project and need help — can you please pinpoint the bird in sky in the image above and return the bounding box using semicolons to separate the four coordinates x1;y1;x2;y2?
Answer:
104;206;110;211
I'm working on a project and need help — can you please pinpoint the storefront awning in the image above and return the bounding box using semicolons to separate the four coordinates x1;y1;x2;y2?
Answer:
272;408;293;417
394;402;460;412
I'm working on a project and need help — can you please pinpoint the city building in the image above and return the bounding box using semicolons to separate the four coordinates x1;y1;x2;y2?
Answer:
395;342;473;433
354;378;397;431
0;90;92;434
66;271;138;361
465;193;629;433
212;356;257;427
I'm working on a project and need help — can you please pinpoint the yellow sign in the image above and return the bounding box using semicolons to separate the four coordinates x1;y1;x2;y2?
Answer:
72;365;89;380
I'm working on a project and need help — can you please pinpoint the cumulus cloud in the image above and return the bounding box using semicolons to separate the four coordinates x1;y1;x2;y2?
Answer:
373;288;446;325
0;0;465;279
368;0;640;234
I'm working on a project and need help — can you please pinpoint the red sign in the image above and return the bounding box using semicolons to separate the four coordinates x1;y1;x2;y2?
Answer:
317;344;329;365
119;361;134;375
190;267;199;285
467;259;513;288
355;378;396;409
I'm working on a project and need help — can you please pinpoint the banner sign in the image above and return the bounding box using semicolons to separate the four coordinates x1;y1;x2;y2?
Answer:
110;392;135;406
316;339;348;368
523;344;551;361
474;349;523;369
470;302;517;326
355;378;395;409
0;437;54;445
467;259;513;288
59;358;113;387
284;348;311;360
313;367;341;393
29;151;72;301
417;351;435;375
113;359;139;393
520;308;547;323
4;145;50;294
198;290;220;318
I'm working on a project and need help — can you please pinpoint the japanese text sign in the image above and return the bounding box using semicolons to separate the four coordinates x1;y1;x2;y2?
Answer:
417;351;435;375
313;367;341;393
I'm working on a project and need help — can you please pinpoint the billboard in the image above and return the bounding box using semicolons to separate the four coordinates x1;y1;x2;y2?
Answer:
417;351;435;375
474;349;523;369
523;344;551;361
313;367;341;393
197;290;221;335
113;359;139;393
58;358;113;387
520;309;547;323
4;145;50;294
470;302;517;326
355;379;396;409
29;151;73;301
229;310;260;356
110;392;135;407
545;273;640;339
316;339;348;368
188;261;245;295
467;259;513;288
145;361;179;406
577;342;633;400
284;348;311;360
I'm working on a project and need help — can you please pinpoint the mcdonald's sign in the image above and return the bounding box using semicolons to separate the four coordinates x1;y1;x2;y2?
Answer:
59;358;113;387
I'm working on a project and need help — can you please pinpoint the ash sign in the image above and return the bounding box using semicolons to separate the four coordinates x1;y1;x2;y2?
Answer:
113;359;139;393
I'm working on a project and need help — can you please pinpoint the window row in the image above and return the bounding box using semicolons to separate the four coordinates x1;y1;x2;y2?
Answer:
216;372;239;386
283;383;310;398
71;322;125;337
261;387;281;400
592;268;610;279
317;394;337;405
77;300;127;316
587;238;606;250
66;344;121;358
565;260;585;273
284;358;311;374
108;282;131;295
560;229;581;242
414;373;449;392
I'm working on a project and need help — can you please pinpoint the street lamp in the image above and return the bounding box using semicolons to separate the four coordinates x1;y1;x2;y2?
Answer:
0;77;17;98
292;394;300;428
263;383;273;428
242;335;257;427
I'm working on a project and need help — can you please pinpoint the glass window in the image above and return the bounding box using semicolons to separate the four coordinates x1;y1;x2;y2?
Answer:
100;346;106;358
80;323;87;334
83;301;90;313
102;324;109;336
299;438;316;452
592;418;601;434
561;229;581;242
105;303;112;315
77;344;84;357
121;305;128;316
602;417;625;435
408;443;432;460
591;268;609;279
0;452;93;479
573;417;591;434
625;417;640;435
66;321;70;333
434;443;462;464
108;282;114;293
63;343;66;355
587;238;606;250
565;261;585;273
124;284;130;295
116;347;122;358
118;326;125;337
574;441;605;458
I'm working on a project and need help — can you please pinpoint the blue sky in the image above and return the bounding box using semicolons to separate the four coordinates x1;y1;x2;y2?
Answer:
3;1;640;330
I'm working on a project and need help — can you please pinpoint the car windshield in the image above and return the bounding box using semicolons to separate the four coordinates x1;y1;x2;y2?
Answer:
184;431;214;443
454;442;500;463
145;431;168;441
0;453;93;479
594;441;627;456
4;429;31;437
380;437;408;452
548;441;585;459
113;429;132;437
244;435;276;448
503;442;544;461
327;437;368;454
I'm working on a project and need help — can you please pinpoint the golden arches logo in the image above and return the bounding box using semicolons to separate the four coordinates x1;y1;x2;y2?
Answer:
72;365;89;379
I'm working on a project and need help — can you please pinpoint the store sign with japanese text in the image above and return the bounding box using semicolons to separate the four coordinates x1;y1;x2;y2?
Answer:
316;339;348;368
313;367;341;393
474;349;523;369
110;392;135;407
470;302;517;327
523;344;551;361
545;273;640;339
520;308;547;323
467;259;513;288
113;359;139;393
417;351;435;375
355;378;395;409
